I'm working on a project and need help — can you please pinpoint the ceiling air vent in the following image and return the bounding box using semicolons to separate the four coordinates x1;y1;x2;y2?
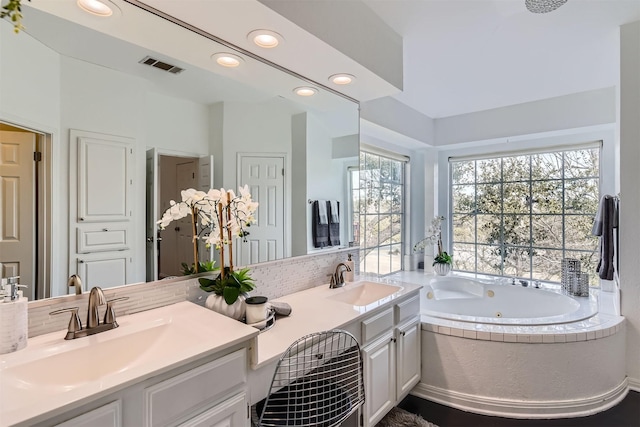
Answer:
139;56;184;74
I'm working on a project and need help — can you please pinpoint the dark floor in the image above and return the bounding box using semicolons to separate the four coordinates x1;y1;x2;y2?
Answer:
399;390;640;427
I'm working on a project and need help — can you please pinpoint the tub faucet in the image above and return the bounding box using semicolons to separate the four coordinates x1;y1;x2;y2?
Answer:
329;263;352;288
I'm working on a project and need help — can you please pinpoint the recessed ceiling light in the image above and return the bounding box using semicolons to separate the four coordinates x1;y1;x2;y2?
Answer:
248;30;284;49
211;52;244;68
77;0;114;16
294;87;318;97
329;74;356;85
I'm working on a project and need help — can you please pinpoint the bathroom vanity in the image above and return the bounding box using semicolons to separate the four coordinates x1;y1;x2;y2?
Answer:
0;280;421;427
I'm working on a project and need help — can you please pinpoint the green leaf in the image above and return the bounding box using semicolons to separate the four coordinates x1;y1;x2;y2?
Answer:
223;286;240;305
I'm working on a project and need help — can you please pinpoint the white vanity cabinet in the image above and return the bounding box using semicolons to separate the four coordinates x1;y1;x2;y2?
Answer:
361;293;421;427
37;347;250;427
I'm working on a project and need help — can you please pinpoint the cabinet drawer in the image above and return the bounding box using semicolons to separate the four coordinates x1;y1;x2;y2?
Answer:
395;294;420;325
361;307;393;345
144;349;247;427
77;224;129;253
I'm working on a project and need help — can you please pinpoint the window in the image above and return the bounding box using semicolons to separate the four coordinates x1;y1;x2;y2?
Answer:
450;145;600;284
358;151;406;276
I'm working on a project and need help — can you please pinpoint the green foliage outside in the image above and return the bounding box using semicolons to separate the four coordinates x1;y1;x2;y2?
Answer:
451;148;600;284
356;152;404;276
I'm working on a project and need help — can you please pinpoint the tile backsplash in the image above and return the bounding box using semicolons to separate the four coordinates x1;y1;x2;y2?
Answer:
28;248;359;338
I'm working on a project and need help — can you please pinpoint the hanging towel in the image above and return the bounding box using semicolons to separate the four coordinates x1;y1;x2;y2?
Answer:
329;200;340;223
592;194;618;280
328;200;340;246
317;199;328;225
312;201;330;248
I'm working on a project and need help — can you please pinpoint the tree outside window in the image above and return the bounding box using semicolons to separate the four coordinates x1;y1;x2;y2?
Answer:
451;146;600;284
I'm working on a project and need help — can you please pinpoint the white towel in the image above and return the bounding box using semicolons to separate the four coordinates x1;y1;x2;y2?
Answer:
329;200;339;223
317;200;328;224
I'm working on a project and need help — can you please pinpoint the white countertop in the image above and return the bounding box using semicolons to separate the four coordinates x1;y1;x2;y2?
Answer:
251;279;422;369
0;301;259;427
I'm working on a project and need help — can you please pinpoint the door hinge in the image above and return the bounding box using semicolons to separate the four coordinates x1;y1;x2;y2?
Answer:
34;151;42;162
282;168;285;176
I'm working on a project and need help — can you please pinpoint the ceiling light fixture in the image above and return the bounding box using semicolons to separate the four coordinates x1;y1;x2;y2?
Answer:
77;0;114;16
293;87;318;97
248;30;284;49
329;74;356;85
525;0;567;13
211;52;244;68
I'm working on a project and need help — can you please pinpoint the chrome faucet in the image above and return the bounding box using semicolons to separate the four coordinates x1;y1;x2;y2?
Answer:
87;286;106;328
68;274;83;295
50;286;128;340
329;263;352;289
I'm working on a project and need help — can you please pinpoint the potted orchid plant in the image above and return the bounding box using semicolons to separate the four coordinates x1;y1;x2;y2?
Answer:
157;185;259;319
414;215;452;276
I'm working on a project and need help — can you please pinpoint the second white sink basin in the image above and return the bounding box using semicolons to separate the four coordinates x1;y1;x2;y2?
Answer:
328;281;403;306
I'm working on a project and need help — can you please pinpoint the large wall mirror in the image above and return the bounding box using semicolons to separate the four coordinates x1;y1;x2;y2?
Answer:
0;0;359;300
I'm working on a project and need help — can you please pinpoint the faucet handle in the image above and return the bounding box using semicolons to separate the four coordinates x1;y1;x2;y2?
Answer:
104;297;129;326
50;307;82;340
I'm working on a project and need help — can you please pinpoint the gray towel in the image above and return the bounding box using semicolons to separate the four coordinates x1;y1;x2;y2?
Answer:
328;201;340;246
312;201;330;248
592;195;618;280
269;301;292;316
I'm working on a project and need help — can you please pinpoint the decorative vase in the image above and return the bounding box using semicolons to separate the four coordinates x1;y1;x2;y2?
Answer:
433;263;451;276
205;293;247;320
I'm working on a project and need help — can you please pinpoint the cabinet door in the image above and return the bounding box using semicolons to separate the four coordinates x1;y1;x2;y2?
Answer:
178;392;247;427
362;330;395;427
55;401;121;427
396;317;421;399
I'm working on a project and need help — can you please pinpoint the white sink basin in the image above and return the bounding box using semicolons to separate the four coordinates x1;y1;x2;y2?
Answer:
0;301;259;426
328;281;403;306
4;323;174;388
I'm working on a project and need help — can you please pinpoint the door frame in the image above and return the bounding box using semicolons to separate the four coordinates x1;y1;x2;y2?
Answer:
146;147;205;281
236;152;289;260
0;117;53;300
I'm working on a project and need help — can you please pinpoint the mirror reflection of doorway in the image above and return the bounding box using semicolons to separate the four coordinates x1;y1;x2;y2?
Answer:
0;122;51;300
146;150;213;281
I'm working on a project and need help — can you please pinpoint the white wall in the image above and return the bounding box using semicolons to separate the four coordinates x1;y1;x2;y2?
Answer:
435;87;616;146
618;20;640;390
1;28;212;295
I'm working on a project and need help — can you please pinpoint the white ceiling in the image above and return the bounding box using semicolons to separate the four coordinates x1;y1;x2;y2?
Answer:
362;0;640;118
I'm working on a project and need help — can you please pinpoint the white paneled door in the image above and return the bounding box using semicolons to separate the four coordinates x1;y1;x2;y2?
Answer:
237;155;284;265
0;131;35;292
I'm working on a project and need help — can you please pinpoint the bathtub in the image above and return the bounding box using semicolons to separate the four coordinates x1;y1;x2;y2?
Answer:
423;276;597;325
410;274;627;420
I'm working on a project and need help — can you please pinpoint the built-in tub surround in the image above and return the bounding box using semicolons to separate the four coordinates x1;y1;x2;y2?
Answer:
388;273;627;419
27;249;359;338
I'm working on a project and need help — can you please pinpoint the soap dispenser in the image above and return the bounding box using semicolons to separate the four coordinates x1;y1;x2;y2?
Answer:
0;276;28;354
344;254;355;283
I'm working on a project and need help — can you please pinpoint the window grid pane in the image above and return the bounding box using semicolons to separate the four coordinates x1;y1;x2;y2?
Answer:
451;147;600;283
359;151;405;277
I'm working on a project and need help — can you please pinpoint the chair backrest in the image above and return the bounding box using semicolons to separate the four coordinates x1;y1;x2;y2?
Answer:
257;329;365;427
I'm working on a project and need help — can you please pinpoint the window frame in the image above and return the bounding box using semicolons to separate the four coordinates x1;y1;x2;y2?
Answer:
448;142;602;283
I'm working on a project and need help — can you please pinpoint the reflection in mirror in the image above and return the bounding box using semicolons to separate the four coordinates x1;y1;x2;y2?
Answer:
0;0;359;300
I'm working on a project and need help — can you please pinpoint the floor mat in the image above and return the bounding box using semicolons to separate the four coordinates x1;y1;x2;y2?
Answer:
376;406;439;427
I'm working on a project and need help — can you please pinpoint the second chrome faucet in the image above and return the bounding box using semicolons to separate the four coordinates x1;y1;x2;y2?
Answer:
329;263;352;289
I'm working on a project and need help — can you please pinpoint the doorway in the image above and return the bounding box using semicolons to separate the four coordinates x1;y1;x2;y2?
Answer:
146;150;214;281
236;153;286;265
0;121;51;300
